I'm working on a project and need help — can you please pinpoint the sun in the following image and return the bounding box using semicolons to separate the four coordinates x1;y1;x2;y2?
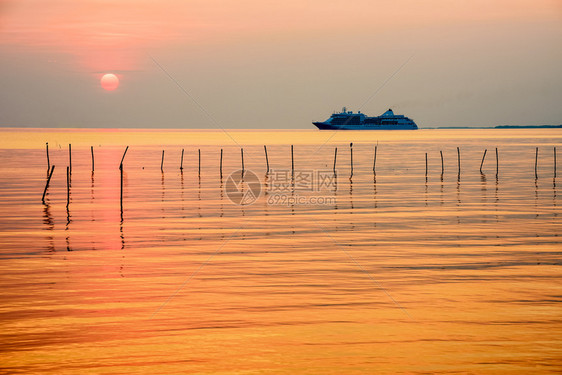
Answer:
101;73;119;91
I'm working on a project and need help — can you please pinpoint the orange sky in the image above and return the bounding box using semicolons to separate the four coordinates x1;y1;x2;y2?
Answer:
0;0;561;128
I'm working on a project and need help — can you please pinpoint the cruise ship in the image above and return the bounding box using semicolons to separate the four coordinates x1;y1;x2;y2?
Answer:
313;108;418;130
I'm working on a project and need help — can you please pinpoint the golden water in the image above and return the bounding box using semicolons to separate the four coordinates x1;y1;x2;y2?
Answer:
0;129;561;374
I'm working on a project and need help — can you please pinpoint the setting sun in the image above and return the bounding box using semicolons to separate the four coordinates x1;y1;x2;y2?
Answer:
101;73;119;91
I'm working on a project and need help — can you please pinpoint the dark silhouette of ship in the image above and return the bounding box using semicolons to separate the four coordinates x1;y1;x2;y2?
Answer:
313;107;418;130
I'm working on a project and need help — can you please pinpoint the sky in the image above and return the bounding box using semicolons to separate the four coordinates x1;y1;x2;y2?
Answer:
0;0;561;129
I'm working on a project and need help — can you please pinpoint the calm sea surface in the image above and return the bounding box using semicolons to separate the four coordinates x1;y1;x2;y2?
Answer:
0;129;561;374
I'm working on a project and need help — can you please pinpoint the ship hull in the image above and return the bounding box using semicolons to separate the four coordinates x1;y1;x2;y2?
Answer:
313;122;417;130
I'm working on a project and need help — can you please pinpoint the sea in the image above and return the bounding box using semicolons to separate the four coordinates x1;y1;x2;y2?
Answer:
0;128;561;374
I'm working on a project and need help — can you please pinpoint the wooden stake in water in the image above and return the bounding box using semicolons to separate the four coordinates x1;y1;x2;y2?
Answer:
457;147;461;177
180;149;184;171
350;143;354;178
68;144;72;173
291;145;294;174
199;149;202;176
66;166;70;208
41;165;55;204
440;150;444;175
220;149;223;178
119;146;129;170
495;148;499;176
91;146;94;172
333;147;338;174
241;148;244;172
46;142;50;170
373;146;377;174
554;147;557;178
264;145;270;173
161;150;165;172
479;149;487;173
120;166;123;212
535;147;539;179
425;152;428;176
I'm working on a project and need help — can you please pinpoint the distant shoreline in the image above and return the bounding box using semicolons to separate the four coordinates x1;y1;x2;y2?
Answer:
494;125;562;129
426;125;562;129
